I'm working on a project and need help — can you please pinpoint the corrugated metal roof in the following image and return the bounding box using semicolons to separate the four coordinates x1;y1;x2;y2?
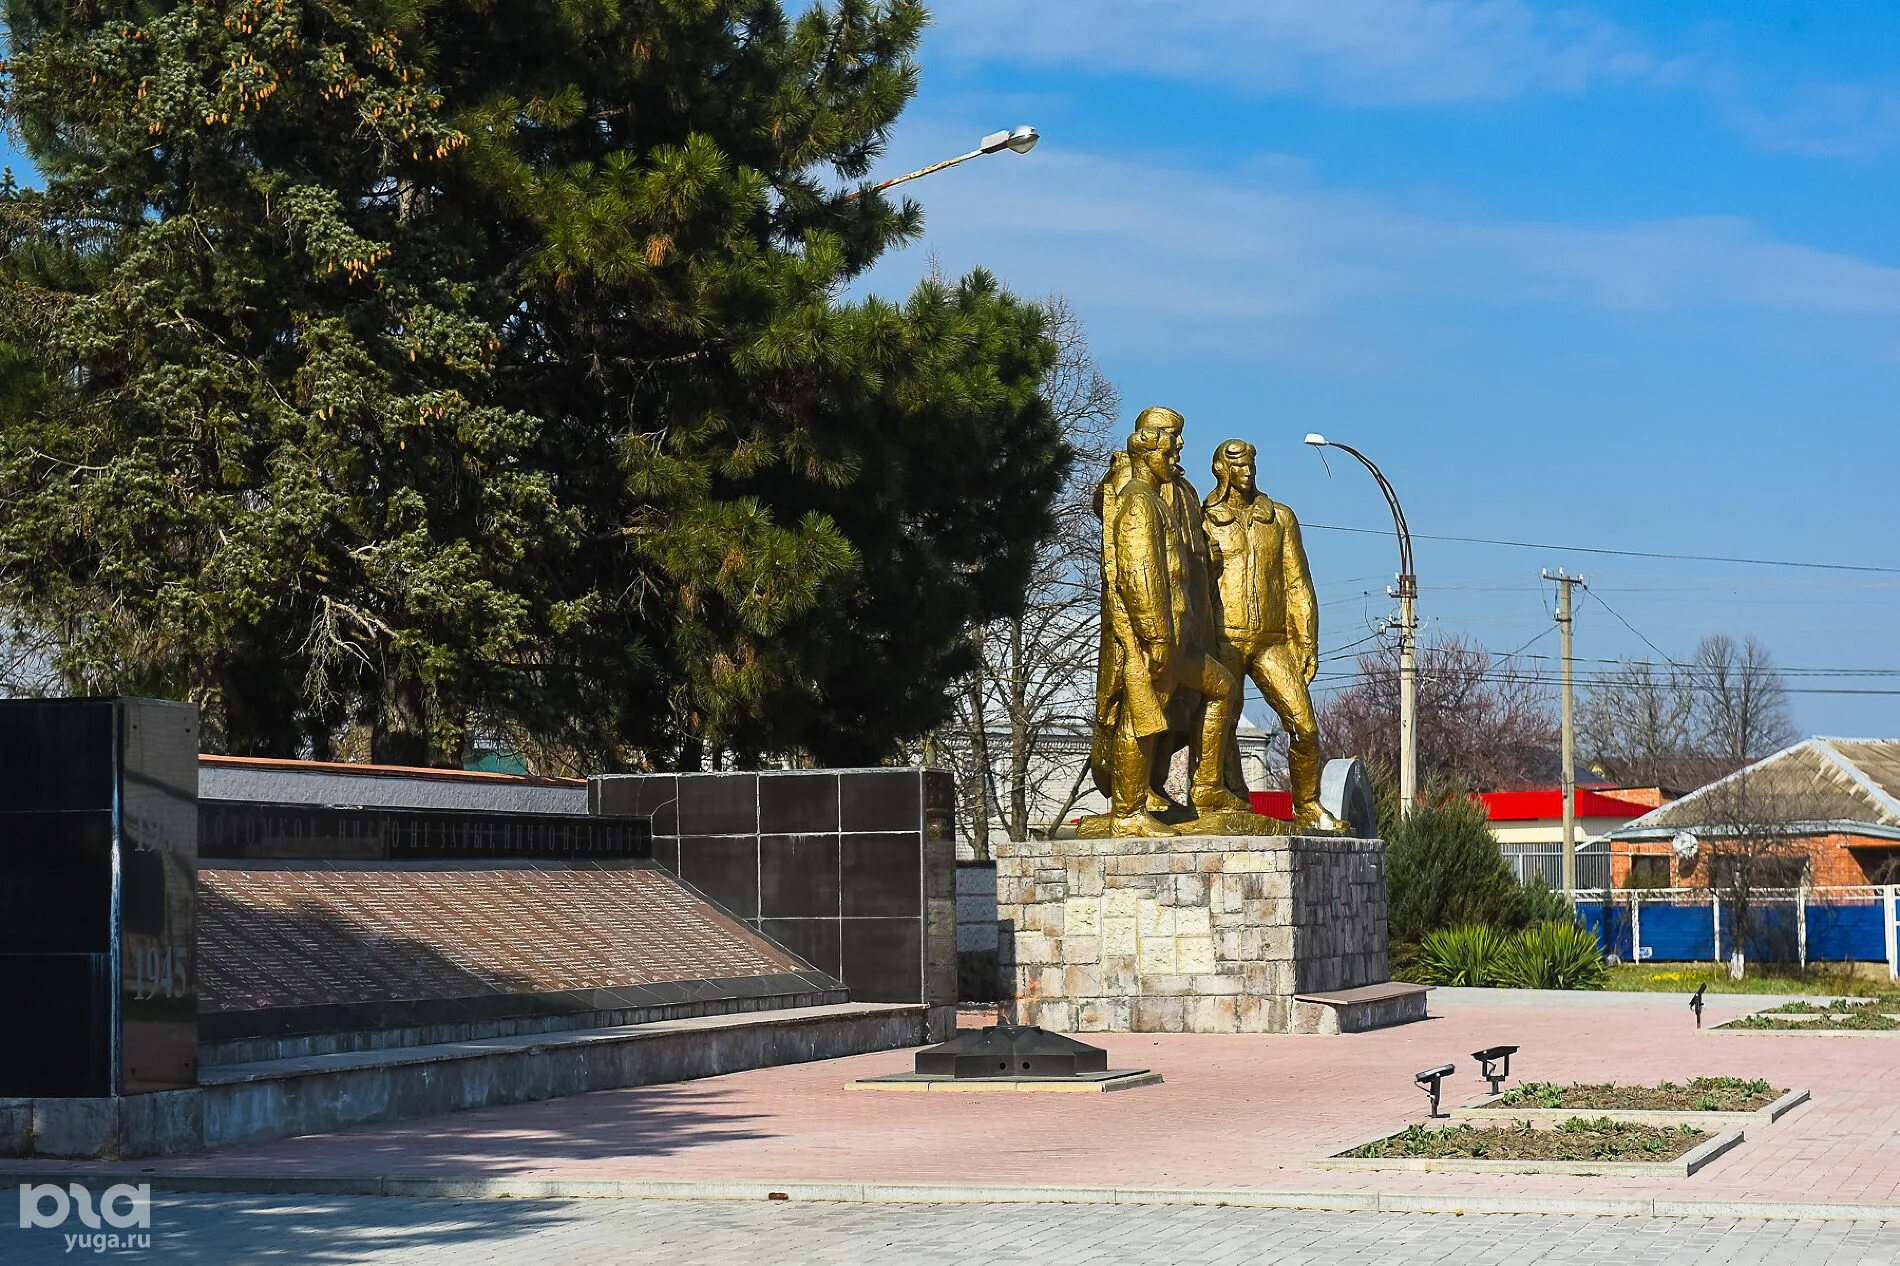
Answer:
1609;738;1900;838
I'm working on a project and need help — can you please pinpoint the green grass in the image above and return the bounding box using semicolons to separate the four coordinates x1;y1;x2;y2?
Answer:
1604;964;1898;997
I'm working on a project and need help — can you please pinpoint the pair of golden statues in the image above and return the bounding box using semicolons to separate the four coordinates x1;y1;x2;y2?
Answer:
1085;406;1334;838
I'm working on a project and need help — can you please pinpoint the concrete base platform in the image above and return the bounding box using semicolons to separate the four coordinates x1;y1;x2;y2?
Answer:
1292;982;1430;1034
847;1070;1160;1094
0;1089;203;1160
199;1002;927;1149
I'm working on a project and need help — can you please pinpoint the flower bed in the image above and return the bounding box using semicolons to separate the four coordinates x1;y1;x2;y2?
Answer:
1722;1010;1900;1031
1492;1077;1780;1113
1759;998;1900;1015
1340;1118;1708;1162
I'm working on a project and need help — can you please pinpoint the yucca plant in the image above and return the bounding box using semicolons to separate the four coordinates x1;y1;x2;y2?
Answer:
1497;921;1608;990
1415;924;1509;987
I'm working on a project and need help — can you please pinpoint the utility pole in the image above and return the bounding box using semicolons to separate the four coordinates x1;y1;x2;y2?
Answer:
1543;570;1586;894
1395;574;1418;816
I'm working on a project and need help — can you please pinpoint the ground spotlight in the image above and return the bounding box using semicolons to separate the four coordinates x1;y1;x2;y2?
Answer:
1415;1063;1455;1118
1472;1045;1518;1096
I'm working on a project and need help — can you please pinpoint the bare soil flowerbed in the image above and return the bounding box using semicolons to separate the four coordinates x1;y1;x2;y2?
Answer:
1342;1119;1709;1162
1493;1077;1781;1112
1724;1010;1900;1031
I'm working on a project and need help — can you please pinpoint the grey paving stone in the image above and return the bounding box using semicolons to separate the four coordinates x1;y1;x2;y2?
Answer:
0;1194;1896;1265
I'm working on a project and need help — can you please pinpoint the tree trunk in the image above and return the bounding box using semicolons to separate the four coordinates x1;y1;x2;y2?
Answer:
371;671;432;767
1006;616;1030;842
965;668;993;862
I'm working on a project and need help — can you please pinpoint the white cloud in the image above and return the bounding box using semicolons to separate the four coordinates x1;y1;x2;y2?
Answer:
930;0;1662;106
927;0;1900;158
856;139;1900;365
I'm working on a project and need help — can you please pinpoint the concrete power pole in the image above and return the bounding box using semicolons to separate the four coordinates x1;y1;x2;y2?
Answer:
1544;570;1586;894
1396;574;1418;816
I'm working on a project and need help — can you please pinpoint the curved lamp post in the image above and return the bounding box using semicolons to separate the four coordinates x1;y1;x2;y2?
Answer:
1306;433;1418;815
846;125;1040;199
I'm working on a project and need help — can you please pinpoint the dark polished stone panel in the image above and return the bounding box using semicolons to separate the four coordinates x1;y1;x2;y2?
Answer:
118;698;199;1094
840;770;920;833
678;836;760;919
759;834;840;919
841;917;923;1003
0;698;115;813
0;955;112;1097
0;814;113;954
759;773;839;834
650;836;679;874
678;774;758;836
760;918;842;978
594;774;679;836
840;833;919;918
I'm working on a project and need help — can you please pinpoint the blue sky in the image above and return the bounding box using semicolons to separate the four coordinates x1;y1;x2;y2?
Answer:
853;0;1900;741
6;2;1897;742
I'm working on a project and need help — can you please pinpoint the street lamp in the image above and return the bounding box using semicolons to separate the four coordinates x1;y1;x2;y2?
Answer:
1306;433;1419;815
845;125;1040;199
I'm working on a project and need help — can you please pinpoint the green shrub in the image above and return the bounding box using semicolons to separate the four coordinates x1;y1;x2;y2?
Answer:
1385;792;1526;946
1415;924;1509;986
1519;875;1574;925
1496;920;1607;990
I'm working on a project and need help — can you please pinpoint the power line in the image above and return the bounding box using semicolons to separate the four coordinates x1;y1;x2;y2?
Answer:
1306;523;1900;577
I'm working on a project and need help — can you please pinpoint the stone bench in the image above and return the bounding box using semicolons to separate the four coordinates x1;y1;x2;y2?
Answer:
1292;982;1430;1035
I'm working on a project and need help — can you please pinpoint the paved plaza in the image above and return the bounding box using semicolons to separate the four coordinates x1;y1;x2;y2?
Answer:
13;989;1900;1262
17;989;1900;1214
4;1193;1900;1265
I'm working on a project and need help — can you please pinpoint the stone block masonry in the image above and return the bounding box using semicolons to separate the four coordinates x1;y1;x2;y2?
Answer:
996;835;1392;1034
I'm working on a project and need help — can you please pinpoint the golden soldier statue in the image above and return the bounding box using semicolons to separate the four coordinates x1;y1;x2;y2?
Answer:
1086;408;1252;838
1203;440;1335;832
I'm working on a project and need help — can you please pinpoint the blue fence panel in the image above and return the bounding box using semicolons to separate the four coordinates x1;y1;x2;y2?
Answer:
1582;895;1891;964
1807;900;1887;962
1635;900;1717;963
1576;902;1633;960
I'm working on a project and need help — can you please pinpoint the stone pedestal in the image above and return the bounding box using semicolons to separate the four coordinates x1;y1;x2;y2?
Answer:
996;834;1420;1034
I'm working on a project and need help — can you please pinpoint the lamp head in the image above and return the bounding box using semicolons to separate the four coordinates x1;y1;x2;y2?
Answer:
1304;433;1328;447
981;125;1041;156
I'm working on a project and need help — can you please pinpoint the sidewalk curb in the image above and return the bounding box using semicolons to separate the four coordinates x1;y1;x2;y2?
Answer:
7;1172;1900;1220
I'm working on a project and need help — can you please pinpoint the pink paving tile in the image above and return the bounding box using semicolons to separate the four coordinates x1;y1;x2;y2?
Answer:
25;993;1900;1207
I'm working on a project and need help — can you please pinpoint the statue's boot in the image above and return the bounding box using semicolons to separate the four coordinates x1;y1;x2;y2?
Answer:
1114;810;1178;838
1191;785;1252;815
1293;805;1345;835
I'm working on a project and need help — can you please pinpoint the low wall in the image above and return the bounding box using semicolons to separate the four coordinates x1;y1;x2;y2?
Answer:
996;834;1391;1033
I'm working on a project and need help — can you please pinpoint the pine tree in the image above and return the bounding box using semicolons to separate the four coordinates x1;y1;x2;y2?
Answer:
0;0;579;763
0;0;1070;770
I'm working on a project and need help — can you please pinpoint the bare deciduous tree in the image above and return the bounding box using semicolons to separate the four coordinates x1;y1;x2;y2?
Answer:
1318;634;1559;792
1580;633;1796;789
1694;633;1797;766
1677;764;1827;978
1579;659;1699;787
941;296;1119;858
0;619;59;698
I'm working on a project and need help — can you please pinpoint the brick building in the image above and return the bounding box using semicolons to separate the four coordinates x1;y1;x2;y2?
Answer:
1604;738;1900;890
